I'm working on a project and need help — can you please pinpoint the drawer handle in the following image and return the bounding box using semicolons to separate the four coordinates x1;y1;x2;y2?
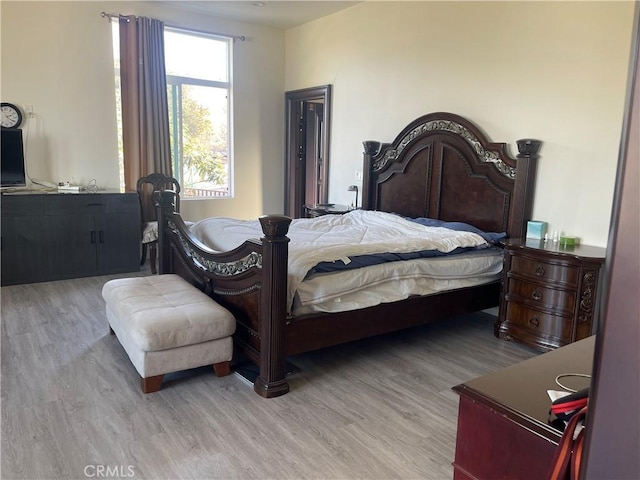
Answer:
531;289;542;301
86;203;103;207
528;317;540;327
535;265;545;277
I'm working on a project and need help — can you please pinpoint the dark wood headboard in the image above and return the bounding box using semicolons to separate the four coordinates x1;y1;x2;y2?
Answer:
361;112;540;239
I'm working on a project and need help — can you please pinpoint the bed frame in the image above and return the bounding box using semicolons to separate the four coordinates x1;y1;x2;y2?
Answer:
156;112;541;398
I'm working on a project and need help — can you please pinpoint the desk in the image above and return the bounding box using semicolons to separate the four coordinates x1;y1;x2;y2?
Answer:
452;336;594;480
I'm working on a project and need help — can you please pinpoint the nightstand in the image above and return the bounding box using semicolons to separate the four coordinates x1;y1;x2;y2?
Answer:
495;238;606;352
304;204;351;218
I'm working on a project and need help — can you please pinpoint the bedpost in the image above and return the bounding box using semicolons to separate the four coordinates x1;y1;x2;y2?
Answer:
155;190;176;275
254;214;292;398
511;139;542;239
362;141;381;210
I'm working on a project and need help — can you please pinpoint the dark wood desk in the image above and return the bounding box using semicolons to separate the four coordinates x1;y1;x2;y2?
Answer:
452;336;594;480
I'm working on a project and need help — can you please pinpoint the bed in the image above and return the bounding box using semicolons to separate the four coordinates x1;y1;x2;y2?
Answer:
156;112;541;398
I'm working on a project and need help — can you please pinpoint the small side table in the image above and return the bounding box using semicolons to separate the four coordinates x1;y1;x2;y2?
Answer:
496;238;606;351
304;204;351;218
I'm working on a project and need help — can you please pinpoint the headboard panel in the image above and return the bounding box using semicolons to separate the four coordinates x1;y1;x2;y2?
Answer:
362;112;541;239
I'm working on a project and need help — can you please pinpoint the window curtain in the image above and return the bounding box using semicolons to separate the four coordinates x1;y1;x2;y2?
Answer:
119;16;172;193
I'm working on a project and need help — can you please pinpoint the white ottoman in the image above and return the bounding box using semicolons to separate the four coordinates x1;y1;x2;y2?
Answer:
102;274;235;393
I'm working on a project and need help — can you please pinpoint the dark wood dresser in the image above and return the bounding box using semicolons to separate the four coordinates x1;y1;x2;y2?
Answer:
496;238;606;351
1;191;140;285
452;336;594;480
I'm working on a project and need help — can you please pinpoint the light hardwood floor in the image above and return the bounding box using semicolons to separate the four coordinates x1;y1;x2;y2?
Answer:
1;271;537;480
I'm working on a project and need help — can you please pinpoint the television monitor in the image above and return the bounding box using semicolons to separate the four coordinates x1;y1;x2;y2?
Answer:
1;129;27;188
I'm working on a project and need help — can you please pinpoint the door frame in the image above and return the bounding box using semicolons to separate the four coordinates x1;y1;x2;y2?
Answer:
284;84;332;217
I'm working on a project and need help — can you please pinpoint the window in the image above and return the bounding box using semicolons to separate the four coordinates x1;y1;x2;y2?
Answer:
165;29;232;198
112;25;233;198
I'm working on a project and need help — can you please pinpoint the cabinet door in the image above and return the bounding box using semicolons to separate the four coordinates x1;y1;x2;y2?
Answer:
44;214;98;279
1;216;49;285
95;212;140;274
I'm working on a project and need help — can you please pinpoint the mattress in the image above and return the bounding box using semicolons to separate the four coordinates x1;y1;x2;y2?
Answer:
292;247;503;315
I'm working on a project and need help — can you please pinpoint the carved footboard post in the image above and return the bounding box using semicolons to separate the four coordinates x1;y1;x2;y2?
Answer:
511;139;542;239
254;214;292;398
362;140;381;210
155;190;176;275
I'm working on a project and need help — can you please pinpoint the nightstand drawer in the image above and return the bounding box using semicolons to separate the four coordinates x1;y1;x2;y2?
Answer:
506;277;576;315
510;255;579;287
504;302;573;342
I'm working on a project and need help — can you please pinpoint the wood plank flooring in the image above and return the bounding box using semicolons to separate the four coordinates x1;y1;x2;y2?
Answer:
1;272;538;480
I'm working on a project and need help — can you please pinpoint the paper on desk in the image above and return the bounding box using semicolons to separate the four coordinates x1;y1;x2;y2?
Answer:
547;390;572;402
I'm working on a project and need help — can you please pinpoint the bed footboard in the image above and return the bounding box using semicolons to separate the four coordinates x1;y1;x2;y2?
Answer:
155;191;292;398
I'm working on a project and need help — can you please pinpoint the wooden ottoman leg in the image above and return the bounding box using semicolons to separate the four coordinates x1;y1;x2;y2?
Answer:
213;361;231;377
141;374;164;393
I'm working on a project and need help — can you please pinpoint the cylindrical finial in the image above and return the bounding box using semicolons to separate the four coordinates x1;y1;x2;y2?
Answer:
259;215;292;238
154;189;175;208
516;139;542;157
363;140;381;156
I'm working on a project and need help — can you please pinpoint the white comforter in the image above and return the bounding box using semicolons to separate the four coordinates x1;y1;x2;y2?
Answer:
189;210;490;312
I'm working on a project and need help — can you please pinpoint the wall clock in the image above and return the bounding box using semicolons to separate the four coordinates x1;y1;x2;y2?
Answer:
1;103;23;129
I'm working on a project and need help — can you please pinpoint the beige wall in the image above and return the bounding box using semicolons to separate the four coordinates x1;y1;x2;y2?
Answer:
2;1;635;244
1;1;285;220
286;1;635;247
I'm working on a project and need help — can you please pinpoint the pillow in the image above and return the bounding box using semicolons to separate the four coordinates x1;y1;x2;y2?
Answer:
406;217;506;244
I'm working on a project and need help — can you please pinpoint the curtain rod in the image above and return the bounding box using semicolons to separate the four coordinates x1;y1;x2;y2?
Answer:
100;12;246;42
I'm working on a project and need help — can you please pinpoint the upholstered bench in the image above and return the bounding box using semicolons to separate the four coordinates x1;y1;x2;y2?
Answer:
102;274;235;393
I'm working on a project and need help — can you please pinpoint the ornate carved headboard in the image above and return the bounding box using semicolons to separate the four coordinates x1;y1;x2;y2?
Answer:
361;112;540;239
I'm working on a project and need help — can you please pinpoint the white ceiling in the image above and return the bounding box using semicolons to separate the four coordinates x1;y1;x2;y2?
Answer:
158;1;361;29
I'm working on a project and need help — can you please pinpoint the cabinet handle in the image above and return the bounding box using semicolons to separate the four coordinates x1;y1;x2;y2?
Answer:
99;231;104;243
90;231;96;244
531;289;542;301
535;265;545;277
87;203;103;207
528;317;540;327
